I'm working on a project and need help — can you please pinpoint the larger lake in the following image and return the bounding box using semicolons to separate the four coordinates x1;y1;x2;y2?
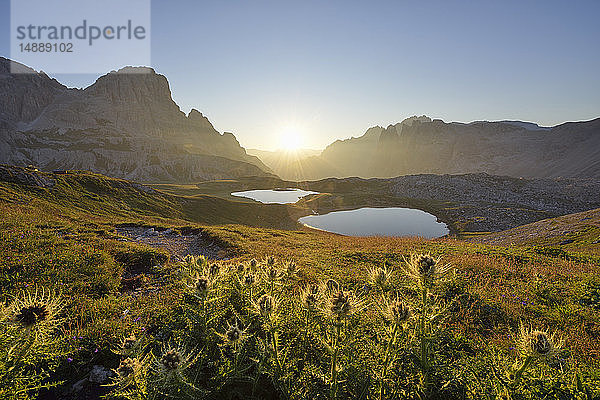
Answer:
298;207;449;238
231;188;319;204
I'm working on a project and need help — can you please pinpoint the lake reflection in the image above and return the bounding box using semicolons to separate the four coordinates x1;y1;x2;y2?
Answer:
231;188;319;204
298;207;449;238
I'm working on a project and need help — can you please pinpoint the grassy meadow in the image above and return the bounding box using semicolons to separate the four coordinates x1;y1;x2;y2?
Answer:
1;170;599;399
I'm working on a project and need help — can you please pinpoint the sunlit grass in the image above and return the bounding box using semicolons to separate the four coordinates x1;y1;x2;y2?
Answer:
1;171;600;398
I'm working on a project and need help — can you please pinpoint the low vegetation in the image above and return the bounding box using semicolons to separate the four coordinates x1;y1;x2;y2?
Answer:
1;170;599;399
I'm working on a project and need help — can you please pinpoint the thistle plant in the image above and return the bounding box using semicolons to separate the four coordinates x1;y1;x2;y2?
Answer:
377;297;411;400
401;254;452;289
401;254;453;394
241;271;257;303
498;323;564;397
216;321;252;385
7;287;62;338
182;265;224;347
299;283;322;358
106;350;154;400
262;264;283;295
252;294;285;375
300;284;321;313
192;275;211;299
368;263;394;293
109;356;148;400
0;288;64;398
150;343;200;397
322;288;362;399
115;333;145;358
284;260;299;281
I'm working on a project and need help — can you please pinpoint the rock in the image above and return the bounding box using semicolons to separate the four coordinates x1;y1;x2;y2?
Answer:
0;165;55;188
89;365;113;383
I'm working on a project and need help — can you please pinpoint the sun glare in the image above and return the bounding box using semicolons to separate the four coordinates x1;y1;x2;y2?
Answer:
279;127;303;152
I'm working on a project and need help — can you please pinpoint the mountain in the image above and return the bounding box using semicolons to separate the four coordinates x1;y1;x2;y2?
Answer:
0;58;271;182
262;115;600;180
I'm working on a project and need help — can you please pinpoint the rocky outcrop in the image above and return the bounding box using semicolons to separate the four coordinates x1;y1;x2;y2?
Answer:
0;58;271;182
0;165;56;188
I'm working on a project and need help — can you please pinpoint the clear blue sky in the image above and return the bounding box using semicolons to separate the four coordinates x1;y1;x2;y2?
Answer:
1;0;599;150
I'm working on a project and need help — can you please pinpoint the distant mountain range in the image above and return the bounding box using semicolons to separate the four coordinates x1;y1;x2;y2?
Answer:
266;115;600;180
1;58;598;183
0;58;271;182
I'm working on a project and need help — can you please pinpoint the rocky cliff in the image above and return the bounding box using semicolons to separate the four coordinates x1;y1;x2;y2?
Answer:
0;58;271;182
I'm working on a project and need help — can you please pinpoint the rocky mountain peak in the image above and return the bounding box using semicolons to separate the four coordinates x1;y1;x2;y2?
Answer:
188;109;215;130
84;67;178;110
0;57;67;123
400;115;432;126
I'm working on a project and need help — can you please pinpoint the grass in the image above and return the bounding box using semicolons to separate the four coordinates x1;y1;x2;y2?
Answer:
1;170;599;399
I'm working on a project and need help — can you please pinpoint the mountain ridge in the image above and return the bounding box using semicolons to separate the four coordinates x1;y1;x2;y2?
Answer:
0;58;272;182
266;115;600;180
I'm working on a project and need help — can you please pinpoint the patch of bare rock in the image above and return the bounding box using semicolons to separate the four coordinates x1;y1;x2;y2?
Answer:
115;224;225;260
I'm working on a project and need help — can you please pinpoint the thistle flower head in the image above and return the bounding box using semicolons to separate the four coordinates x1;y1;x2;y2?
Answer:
284;260;299;279
300;284;321;312
219;321;248;347
254;294;277;319
324;279;340;294
244;272;256;286
152;344;196;377
518;323;563;360
402;253;452;286
384;298;411;326
16;304;49;326
160;349;182;370
249;258;258;269
117;357;141;378
9;288;62;333
368;264;394;291
193;275;210;298
263;265;283;284
236;263;246;273
325;290;360;320
226;324;243;343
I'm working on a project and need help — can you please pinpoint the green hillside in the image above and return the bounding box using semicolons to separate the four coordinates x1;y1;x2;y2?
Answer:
1;168;599;399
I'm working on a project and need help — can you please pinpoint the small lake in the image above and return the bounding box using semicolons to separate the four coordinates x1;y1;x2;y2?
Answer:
298;207;449;238
231;188;319;204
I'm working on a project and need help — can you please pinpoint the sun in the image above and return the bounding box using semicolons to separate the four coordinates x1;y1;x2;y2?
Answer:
279;126;304;152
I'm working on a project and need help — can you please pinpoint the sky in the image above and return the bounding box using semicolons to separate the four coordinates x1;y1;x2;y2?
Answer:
1;0;599;150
